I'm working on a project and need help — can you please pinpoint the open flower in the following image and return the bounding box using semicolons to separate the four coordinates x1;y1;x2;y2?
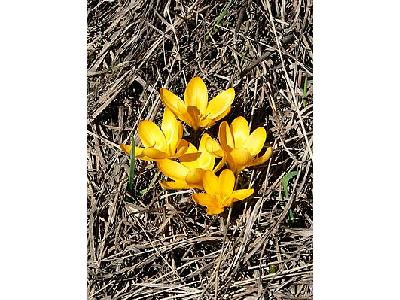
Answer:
160;76;235;130
157;134;215;190
192;169;254;215
120;108;194;161
205;116;273;173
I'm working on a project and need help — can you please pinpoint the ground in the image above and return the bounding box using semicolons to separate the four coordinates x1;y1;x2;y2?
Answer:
87;0;313;299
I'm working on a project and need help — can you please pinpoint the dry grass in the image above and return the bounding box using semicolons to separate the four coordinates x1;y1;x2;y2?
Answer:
87;0;313;299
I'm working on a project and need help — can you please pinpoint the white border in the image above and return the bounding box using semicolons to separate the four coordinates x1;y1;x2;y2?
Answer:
315;1;400;299
0;1;87;299
1;1;400;299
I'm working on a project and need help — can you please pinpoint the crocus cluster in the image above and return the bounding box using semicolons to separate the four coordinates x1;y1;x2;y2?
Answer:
120;77;272;215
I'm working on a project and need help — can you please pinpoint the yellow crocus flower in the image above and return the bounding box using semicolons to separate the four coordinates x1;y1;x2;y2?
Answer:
120;108;194;161
160;76;235;130
192;169;254;215
157;134;215;190
205;116;273;174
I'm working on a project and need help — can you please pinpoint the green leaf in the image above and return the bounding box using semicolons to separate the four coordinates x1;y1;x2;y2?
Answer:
288;209;295;223
282;171;299;199
127;134;135;193
269;264;277;274
138;171;159;197
302;77;308;108
206;0;233;38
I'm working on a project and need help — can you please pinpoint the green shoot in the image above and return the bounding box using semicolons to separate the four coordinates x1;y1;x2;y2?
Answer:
127;134;135;193
282;170;299;226
282;170;298;199
302;77;308;108
138;171;159;197
206;0;233;40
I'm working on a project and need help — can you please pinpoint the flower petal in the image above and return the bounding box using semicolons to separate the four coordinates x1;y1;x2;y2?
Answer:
138;120;167;151
213;105;231;122
192;193;224;215
206;88;235;119
179;152;202;162
184;77;208;114
227;148;252;173
213;157;226;172
192;193;214;206
231;188;254;202
219;169;235;196
187;106;201;130
160;88;196;127
142;148;167;160
231;116;249;149
185;168;206;189
244;127;266;156
218;121;234;151
173;139;189;158
160;88;186;115
161;108;182;155
198;118;213;128
203;170;219;195
204;135;224;157
180;142;201;165
120;144;131;155
206;205;225;215
134;147;154;161
192;134;216;170
134;147;144;156
157;159;188;181
160;181;191;190
248;146;273;167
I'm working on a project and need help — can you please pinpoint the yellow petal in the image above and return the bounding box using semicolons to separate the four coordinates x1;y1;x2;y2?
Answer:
185;142;198;154
138;120;167;151
185;168;205;189
187;106;201;130
134;147;144;156
198;117;213;128
160;181;191;190
199;133;212;152
231;188;254;202
180;134;215;170
180;142;201;165
160;88;186;115
161;108;181;155
219;169;235;196
213;157;226;172
142;148;167;160
134;147;153;161
248;146;273;167
157;159;188;181
231;116;249;149
180;111;197;128
213;105;231;122
218;121;234;151
192;194;224;215
179;152;202;162
227;148;252;173
192;193;214;206
203;170;219;195
160;88;196;127
206;205;225;215
173;139;189;158
184;77;208;114
196;151;215;170
120;144;131;155
204;135;224;157
244;127;266;156
206;88;235;119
